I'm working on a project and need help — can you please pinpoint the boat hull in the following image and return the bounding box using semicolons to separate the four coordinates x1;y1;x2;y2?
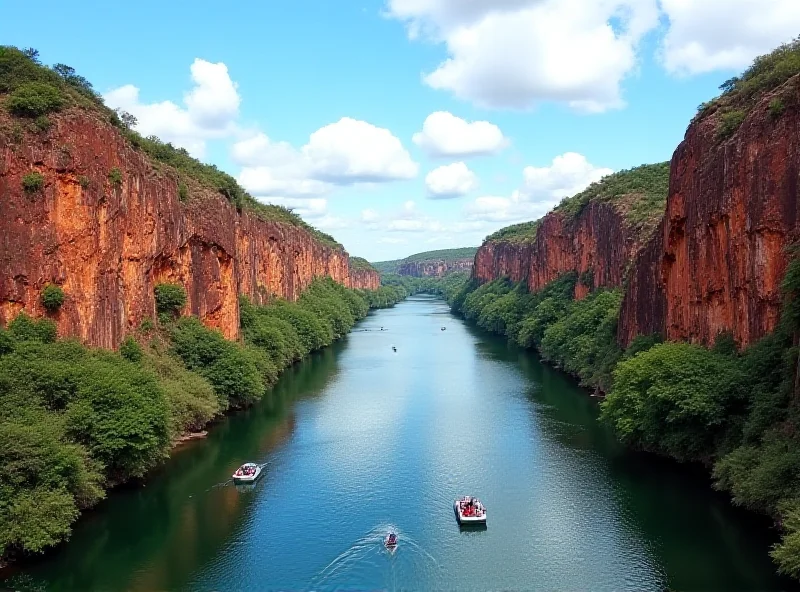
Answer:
454;500;487;525
232;466;262;483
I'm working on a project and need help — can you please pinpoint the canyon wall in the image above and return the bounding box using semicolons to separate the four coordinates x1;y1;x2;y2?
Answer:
0;109;378;349
397;258;473;277
619;75;800;348
473;200;640;300
472;74;800;349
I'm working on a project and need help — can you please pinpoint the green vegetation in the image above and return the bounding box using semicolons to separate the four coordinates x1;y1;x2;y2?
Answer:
0;275;396;563
6;82;65;117
485;220;541;244
555;162;670;233
349;257;376;272
107;167;123;187
455;273;623;391
376;271;469;308
371;247;477;275
21;172;44;193
712;36;800;113
0;45;339;249
769;98;786;120
716;110;746;140
597;253;800;579
154;283;187;319
78;175;89;189
33;115;50;132
40;284;65;312
178;182;188;202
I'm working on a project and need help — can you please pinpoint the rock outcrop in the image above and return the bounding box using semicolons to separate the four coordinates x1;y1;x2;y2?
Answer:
473;201;641;300
619;75;800;348
397;258;473;278
0;109;378;349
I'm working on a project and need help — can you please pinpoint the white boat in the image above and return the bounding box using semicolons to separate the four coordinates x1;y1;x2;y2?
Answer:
232;462;262;483
454;496;487;525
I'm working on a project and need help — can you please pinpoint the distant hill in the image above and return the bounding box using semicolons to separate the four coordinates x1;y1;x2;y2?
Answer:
372;247;478;277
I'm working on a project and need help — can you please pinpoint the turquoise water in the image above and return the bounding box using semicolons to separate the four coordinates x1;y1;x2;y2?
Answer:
4;296;793;591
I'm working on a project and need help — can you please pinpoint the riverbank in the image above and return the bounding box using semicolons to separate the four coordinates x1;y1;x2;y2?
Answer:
4;296;791;591
0;278;403;567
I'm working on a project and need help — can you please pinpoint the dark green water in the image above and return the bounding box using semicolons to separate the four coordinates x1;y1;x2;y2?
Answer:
4;296;796;591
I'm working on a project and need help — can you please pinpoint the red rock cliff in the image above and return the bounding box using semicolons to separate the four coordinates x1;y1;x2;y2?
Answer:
473;200;641;300
397;258;473;277
0;109;377;349
620;75;800;348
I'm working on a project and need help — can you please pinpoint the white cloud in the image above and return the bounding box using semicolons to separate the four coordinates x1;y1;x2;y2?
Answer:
659;0;800;75
233;120;418;198
425;162;478;198
104;59;240;158
413;111;507;157
379;201;447;233
378;237;408;244
361;208;380;223
388;0;660;112
520;152;613;202
304;118;419;183
464;152;612;223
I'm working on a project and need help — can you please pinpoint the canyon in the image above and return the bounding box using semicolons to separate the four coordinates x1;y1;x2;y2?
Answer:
472;73;800;349
397;257;473;278
0;109;378;349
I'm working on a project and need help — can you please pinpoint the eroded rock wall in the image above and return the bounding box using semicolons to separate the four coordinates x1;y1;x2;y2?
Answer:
619;76;800;347
397;258;473;277
0;109;376;348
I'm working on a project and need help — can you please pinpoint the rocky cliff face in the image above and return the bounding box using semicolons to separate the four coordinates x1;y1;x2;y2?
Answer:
473;200;640;300
397;258;473;277
620;75;800;348
0;109;378;349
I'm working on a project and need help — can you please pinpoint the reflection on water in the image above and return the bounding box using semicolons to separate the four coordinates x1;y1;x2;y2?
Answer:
5;297;796;591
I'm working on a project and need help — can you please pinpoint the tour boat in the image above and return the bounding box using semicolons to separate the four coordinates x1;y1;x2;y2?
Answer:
454;496;487;525
232;462;262;483
384;532;398;551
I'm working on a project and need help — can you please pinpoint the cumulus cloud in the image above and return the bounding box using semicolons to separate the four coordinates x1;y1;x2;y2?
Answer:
233;120;418;198
464;152;612;223
104;59;240;158
425;162;478;198
413;111;507;157
388;0;659;112
659;0;800;75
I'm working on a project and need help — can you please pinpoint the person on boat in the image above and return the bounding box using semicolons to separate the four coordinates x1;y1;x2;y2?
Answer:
387;533;397;545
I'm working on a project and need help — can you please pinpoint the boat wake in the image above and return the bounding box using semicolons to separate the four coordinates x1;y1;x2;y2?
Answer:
308;524;439;591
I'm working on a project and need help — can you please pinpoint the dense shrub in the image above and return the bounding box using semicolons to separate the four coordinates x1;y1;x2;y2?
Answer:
40;284;65;312
22;172;44;193
120;336;142;363
6;82;65;117
717;110;746;139
154;283;187;318
107;167;123;187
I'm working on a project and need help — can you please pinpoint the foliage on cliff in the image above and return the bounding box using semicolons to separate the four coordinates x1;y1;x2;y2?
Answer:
554;163;670;234
600;253;800;578
485;220;541;244
372;247;478;274
0;277;392;562
454;275;624;391
349;257;377;272
699;36;800;119
0;45;339;248
379;271;469;307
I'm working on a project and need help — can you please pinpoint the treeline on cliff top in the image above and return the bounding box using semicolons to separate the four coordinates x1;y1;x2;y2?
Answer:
381;270;470;306
485;162;670;245
0;45;339;249
0;278;394;562
453;41;800;580
372;247;478;275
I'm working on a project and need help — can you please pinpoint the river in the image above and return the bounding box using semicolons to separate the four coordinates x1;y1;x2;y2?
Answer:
3;296;795;591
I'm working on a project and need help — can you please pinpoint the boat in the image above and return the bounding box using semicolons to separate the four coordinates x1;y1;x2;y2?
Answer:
232;462;262;483
454;496;487;525
384;532;398;550
392;346;397;352
441;327;446;331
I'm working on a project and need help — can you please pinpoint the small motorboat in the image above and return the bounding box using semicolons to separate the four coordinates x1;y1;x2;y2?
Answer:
232;462;262;484
392;346;397;352
384;532;398;550
454;496;487;525
441;327;446;331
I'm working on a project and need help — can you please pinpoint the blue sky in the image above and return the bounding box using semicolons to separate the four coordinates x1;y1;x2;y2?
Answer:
3;0;799;261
